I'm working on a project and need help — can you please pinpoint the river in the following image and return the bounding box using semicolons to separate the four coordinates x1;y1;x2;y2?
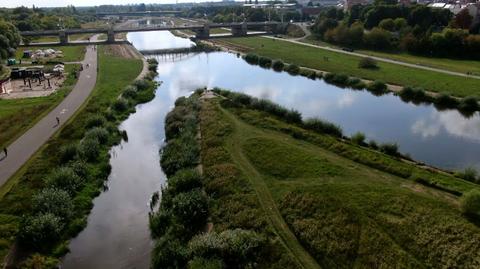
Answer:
62;30;480;268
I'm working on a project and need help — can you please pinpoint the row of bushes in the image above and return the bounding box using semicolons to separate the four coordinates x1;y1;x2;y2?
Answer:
17;60;160;253
399;86;480;116
152;91;268;268
244;53;480;114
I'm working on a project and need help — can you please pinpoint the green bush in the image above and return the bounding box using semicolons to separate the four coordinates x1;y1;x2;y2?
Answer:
455;167;478;183
434;93;458;109
69;160;89;179
18;213;63;249
32;188;74;220
244;53;259;64
284;64;300;75
151;234;188;269
161;135;199;177
358;57;378;69
85;127;109;144
187;257;223;269
459;96;479;112
44;167;84;195
258;56;272;67
59;143;79;164
351;132;366;145
78;137;100;162
171;189;209;233
299;69;316;80
367;80;387;95
368;140;379;150
379;143;399;156
85;114;106;129
347;77;364;89
134;79;150;91
460;190;480;216
122;85;138;99
113;97;129;112
399;86;430;103
303;118;343;137
271;60;284;71
168;169;203;194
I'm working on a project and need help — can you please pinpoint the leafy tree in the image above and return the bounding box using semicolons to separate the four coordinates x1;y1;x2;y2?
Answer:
0;19;21;60
32;188;74;220
453;9;472;30
364;27;392;50
394;17;408;30
379;18;395;31
19;213;63;249
460;190;480;216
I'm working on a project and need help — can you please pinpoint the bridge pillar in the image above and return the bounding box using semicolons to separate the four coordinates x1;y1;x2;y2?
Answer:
107;28;115;43
231;22;247;37
195;24;210;39
59;30;68;44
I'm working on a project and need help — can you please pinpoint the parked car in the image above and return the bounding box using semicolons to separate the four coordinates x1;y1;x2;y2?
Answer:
342;47;354;52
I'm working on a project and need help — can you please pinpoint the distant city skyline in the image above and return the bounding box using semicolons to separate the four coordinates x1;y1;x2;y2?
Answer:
0;0;225;8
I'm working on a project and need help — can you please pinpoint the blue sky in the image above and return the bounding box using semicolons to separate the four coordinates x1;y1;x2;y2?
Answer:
0;0;219;8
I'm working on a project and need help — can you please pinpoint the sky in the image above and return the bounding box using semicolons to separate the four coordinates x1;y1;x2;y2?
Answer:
0;0;217;8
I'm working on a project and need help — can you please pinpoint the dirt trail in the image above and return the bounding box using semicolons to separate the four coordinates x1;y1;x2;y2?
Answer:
220;107;321;269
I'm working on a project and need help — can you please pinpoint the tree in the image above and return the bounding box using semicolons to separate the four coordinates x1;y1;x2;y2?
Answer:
379;18;395;31
364;27;392;50
454;9;473;29
19;213;63;249
358;57;378;69
460;190;480;216
393;17;407;31
32;188;74;220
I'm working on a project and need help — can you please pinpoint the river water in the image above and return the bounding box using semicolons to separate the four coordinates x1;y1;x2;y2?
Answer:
62;30;480;268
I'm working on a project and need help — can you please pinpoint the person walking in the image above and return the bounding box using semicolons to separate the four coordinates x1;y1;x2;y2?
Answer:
3;147;7;157
56;117;60;126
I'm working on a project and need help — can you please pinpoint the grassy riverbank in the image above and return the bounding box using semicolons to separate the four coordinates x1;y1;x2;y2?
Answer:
215;37;480;98
0;45;154;267
151;89;480;268
0;64;78;151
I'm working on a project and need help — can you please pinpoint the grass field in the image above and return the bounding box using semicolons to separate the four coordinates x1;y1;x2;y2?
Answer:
0;64;78;151
303;36;480;75
15;46;86;62
217;37;480;97
200;93;480;268
30;36;59;43
0;46;143;261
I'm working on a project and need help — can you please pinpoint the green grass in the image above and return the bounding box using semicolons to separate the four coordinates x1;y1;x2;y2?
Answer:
219;37;480;97
0;64;78;150
16;46;86;62
200;94;480;268
303;36;480;75
30;36;59;43
0;46;142;261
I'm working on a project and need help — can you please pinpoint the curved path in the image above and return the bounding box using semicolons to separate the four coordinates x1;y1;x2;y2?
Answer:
265;36;480;80
0;41;98;186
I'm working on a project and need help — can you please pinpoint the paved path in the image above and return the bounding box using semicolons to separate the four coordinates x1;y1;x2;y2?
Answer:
264;36;480;80
0;39;99;186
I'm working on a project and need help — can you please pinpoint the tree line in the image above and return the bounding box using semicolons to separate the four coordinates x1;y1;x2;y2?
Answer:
312;4;480;59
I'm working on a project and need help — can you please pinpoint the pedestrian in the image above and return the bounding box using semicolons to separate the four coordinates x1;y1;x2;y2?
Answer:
3;147;7;157
56;117;60;125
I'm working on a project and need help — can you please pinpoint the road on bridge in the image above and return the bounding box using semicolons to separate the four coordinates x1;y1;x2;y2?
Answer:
0;36;99;187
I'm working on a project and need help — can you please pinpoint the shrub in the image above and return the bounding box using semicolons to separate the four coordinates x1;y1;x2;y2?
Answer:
331;73;349;85
285;109;302;124
44;167;84;195
300;69;316;80
18;213;63;249
271;60;284;71
85;127;109;144
351;132;366;145
149;208;172;239
358;57;378;69
316;72;323;79
303;118;343;137
399;86;429;103
434;93;458;109
85;114;106;129
368;140;378;149
455;167;478;182
187;257;223;269
460;190;480;216
168;169;203;194
244;53;259;64
59;143;79;163
258;56;272;67
459;96;479;112
367;80;387;95
69;160;89;179
134;79;150;91
161;136;199;177
78;137;100;162
284;64;300;75
32;188;74;220
113;97;129;112
151;234;188;269
171;189;209;233
347;77;364;89
122;86;138;99
379;143;399;156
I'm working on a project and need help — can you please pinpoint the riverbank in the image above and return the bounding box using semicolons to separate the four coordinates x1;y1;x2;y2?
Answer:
151;89;480;268
211;37;480;99
0;44;157;267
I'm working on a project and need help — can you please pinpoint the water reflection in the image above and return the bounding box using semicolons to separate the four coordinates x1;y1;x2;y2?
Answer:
127;30;195;51
145;49;480;170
